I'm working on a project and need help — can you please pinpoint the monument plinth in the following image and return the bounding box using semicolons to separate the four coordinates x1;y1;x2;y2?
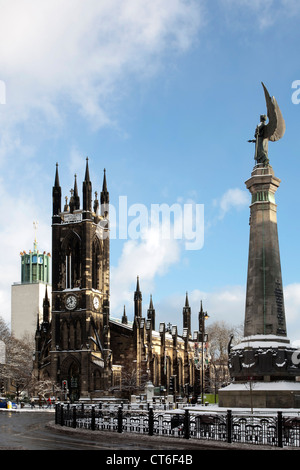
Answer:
219;84;300;408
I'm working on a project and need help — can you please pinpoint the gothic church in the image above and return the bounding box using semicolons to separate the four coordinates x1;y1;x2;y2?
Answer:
34;160;203;400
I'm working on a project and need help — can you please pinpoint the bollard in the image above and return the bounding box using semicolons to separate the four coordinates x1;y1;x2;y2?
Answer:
227;409;232;444
72;406;77;428
184;409;190;439
117;405;123;433
91;405;96;431
148;407;154;436
277;411;283;448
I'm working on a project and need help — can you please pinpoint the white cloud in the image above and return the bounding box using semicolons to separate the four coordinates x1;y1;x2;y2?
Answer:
0;0;204;326
213;188;249;220
110;223;181;316
0;179;51;325
145;283;300;344
110;194;206;316
190;285;246;329
0;0;203;153
284;283;300;323
149;285;245;336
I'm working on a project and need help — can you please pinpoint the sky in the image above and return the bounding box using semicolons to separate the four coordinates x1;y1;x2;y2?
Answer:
1;0;300;344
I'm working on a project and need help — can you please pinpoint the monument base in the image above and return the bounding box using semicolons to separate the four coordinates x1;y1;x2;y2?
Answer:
218;381;300;408
228;335;300;382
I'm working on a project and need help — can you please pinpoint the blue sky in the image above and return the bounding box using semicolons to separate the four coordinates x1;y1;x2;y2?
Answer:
1;0;300;342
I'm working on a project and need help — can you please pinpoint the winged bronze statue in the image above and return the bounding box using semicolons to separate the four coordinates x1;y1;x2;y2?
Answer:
248;82;286;165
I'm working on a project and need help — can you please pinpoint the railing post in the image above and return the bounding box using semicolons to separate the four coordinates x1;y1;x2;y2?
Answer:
72;406;77;428
148;407;154;436
118;405;123;433
277;411;283;448
60;404;64;426
91;405;96;431
184;409;190;439
55;403;59;424
227;409;232;444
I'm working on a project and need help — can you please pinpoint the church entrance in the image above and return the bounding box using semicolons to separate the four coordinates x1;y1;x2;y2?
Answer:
61;357;81;402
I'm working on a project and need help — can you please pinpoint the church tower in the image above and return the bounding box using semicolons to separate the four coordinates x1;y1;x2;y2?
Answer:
49;159;111;400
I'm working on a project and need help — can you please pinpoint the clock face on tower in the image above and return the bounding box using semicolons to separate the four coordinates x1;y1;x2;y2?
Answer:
65;294;77;310
93;296;100;310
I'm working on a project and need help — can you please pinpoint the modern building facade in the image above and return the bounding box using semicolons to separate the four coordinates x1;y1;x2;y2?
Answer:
11;234;51;342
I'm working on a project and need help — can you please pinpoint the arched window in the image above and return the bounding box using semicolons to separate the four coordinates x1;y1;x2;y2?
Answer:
178;357;183;390
150;355;159;386
62;320;69;350
62;231;81;289
69;321;75;349
92;237;102;291
75;320;82;349
93;370;103;390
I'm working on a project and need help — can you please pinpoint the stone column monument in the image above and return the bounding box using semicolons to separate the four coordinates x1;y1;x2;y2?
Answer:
219;83;300;408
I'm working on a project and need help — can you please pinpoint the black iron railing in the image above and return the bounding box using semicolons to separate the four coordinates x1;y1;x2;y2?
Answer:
55;403;300;448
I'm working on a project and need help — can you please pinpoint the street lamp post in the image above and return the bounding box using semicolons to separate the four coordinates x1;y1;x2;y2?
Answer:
199;301;209;405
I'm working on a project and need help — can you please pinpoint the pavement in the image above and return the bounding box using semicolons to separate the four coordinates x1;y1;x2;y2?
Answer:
47;421;288;451
0;405;55;412
2;404;299;451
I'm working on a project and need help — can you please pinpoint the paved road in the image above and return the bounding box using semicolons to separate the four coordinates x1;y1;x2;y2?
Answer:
0;410;145;450
0;409;278;453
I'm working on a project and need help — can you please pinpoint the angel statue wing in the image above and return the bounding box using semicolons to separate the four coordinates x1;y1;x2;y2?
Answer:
261;82;286;142
248;83;286;165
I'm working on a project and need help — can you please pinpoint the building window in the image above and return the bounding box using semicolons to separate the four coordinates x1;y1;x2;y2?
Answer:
63;232;81;289
92;238;102;291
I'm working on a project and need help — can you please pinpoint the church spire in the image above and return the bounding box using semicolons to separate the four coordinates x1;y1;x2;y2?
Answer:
147;294;155;330
134;276;142;318
73;174;80;210
102;168;107;192
83;157;92;213
43;285;50;323
122;305;128;325
54;162;60;187
52;162;61;217
183;291;191;337
136;275;140;293
69;174;80;213
101;168;109;216
149;294;153;310
84;156;90;182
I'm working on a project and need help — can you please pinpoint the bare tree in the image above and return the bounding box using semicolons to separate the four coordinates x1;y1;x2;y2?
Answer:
207;320;243;362
112;365;149;399
31;378;61;404
0;317;11;343
0;317;34;400
206;320;243;393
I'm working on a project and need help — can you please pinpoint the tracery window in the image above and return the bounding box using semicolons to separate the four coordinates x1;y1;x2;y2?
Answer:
62;231;81;289
92;237;102;291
